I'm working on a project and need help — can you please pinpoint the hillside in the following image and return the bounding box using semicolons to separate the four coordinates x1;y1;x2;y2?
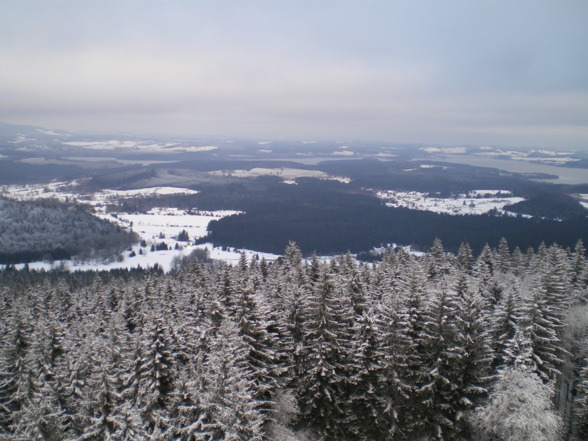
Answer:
0;197;138;264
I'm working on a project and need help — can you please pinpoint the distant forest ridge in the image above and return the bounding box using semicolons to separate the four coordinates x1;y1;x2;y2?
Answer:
189;180;588;256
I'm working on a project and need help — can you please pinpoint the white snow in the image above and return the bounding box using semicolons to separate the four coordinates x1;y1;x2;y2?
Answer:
109;208;240;244
14;242;280;273
473;148;580;164
332;150;354;156
420;164;447;169
176;145;218;152
102;187;199;197
36;129;66;136
86;207;278;272
208;167;350;183
370;153;397;158
514;156;579;164
469;189;513;197
2;182;199;208
376;189;524;216
63;140;139;149
210;167;328;179
63;156;177;166
61;140;217;154
421;147;467;154
536;149;575;156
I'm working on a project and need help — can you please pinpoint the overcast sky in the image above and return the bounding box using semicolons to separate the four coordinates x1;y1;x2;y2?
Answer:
1;0;587;149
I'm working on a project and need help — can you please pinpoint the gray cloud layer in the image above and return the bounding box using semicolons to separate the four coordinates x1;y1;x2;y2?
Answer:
1;1;587;149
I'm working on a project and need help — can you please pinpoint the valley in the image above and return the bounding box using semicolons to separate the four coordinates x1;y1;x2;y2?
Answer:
0;121;587;269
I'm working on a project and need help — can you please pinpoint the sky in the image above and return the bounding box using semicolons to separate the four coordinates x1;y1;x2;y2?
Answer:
0;0;587;149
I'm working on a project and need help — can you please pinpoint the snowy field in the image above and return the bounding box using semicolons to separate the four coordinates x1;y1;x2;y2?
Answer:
1;182;200;208
376;189;525;216
208;167;350;184
420;145;581;165
10;207;280;272
472;148;580;164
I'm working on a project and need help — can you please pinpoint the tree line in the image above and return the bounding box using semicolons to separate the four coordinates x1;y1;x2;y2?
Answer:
0;239;587;440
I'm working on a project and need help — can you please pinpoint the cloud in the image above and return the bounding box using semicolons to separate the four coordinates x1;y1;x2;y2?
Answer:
0;1;587;148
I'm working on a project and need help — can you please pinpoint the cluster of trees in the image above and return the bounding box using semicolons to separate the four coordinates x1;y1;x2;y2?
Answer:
0;198;138;264
1;239;587;440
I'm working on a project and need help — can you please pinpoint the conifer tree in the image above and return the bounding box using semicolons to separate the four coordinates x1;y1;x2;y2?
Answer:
491;285;525;369
527;245;572;381
298;270;355;440
456;242;474;273
200;318;265;441
412;287;464;439
497;237;511;274
0;316;35;436
450;271;494;436
471;366;562;441
234;282;278;422
345;308;389;440
427;238;450;280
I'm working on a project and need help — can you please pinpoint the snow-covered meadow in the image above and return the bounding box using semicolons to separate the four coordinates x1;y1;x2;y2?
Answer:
208;167;350;184
62;140;218;153
376;189;525;216
1;182;200;208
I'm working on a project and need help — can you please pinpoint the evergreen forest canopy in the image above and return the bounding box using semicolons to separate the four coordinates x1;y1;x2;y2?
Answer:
0;197;138;264
188;178;588;256
1;240;588;440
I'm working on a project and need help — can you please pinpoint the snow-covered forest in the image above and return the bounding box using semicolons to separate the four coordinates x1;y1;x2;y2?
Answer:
1;239;587;440
0;197;138;264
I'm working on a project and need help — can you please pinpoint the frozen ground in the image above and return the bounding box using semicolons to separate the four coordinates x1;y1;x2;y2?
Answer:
376;189;525;216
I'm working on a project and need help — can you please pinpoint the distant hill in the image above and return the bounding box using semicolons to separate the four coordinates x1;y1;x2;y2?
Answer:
0;121;70;141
